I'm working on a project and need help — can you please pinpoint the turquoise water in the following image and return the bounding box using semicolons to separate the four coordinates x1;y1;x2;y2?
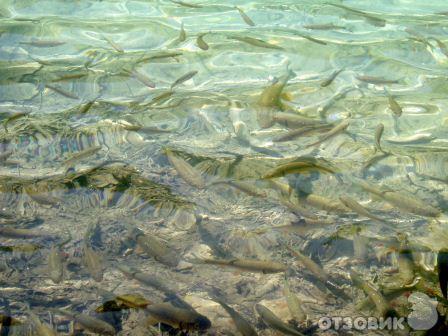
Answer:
1;1;448;335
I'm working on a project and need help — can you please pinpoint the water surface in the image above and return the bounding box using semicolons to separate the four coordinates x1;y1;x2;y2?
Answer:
1;0;448;335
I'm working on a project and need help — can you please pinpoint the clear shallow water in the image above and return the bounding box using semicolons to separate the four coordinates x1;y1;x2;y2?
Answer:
1;0;448;335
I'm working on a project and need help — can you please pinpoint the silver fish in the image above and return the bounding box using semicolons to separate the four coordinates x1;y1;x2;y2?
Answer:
236;6;255;26
170;70;198;89
255;304;305;336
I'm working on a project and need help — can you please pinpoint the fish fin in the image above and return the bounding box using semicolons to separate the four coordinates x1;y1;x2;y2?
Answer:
145;315;159;326
165;293;194;311
134;245;145;254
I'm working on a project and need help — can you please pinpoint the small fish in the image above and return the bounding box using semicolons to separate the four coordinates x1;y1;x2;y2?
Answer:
82;243;104;282
123;124;171;134
263;157;337;179
196;33;209;50
301;193;348;213
0;244;41;253
48;245;63;284
178;22;186;42
28;311;58;336
350;271;395;318
355;179;440;217
278;195;318;220
170;0;203;8
115;294;150;309
78;100;96;114
364;16;387;27
213;299;258;336
267;180;292;198
374;123;385;152
208;180;266;198
149;90;174;105
408;35;430;47
126;69;156;88
200;258;287;273
171;70;198;89
228;35;284;50
63;145;102;168
283;278;307;323
126;296;152;311
95;292;151;313
307;119;349;147
386;133;435;144
130;228;176;266
438;249;448;299
117;264;175;295
285;245;328;282
30;56;54;66
269;221;328;237
165;148;205;189
145;303;211;331
236;6;255;26
273;112;322;128
138;52;183;63
361;152;390;176
328;3;386;27
50;70;89;82
294;32;327;45
20;40;65;47
55;309;116;335
249;144;283;158
45;84;79;99
103;35;124;53
318;86;355;119
320;68;344;87
255;304;305;336
258;71;293;112
3;112;28;131
339;195;386;223
273;124;333;142
387;94;402;117
303;23;346;30
356;75;399;85
0;227;49;239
